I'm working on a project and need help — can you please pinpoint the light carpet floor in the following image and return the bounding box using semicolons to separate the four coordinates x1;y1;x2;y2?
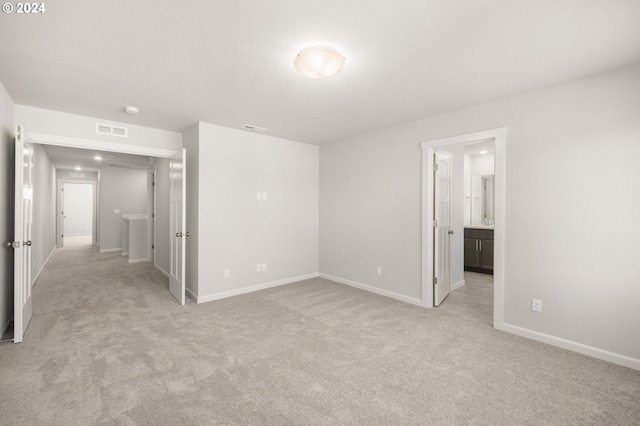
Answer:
0;243;638;425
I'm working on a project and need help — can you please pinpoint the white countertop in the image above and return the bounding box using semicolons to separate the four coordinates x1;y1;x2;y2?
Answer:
465;225;494;230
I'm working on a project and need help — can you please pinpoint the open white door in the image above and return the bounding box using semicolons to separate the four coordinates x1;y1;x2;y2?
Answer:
434;150;452;306
169;149;186;305
13;125;33;342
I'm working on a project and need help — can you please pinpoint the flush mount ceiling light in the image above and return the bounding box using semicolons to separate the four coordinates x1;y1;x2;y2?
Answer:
124;105;139;115
294;46;345;79
94;155;103;161
74;166;82;171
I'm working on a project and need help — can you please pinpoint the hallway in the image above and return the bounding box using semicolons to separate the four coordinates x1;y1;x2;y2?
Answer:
33;240;170;317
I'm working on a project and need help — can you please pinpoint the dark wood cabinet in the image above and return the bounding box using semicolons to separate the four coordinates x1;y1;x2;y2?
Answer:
464;228;494;274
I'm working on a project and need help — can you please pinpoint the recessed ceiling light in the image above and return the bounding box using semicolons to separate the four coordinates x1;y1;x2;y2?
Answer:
74;166;82;171
480;150;488;154
294;46;345;79
124;105;139;115
94;155;103;161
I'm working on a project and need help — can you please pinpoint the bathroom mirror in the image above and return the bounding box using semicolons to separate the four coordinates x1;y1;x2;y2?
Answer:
470;175;495;225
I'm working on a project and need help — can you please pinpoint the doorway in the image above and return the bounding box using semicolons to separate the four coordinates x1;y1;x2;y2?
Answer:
11;129;186;343
58;182;96;248
421;127;507;330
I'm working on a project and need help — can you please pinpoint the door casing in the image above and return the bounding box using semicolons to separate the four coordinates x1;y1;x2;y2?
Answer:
22;131;182;302
421;127;507;330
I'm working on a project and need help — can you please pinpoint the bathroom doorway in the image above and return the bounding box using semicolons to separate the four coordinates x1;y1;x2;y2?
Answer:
421;127;507;329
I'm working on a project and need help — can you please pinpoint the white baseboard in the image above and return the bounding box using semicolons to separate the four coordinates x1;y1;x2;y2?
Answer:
128;258;149;264
154;264;170;278
451;279;466;291
197;273;320;304
32;246;56;287
319;273;425;307
122;252;128;256
100;248;122;253
501;322;640;371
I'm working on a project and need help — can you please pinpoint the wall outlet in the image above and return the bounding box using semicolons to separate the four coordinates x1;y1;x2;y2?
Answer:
262;192;267;200
114;208;120;214
376;266;382;276
532;298;542;313
224;269;230;278
262;263;267;271
257;264;262;272
256;192;262;201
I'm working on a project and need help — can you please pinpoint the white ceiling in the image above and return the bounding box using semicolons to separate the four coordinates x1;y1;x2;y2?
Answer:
1;1;639;145
41;144;151;172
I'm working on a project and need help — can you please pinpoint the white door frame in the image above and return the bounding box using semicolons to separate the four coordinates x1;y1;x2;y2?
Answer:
421;127;507;330
24;130;181;292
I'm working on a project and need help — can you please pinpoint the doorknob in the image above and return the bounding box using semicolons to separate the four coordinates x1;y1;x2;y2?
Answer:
176;232;182;238
448;230;454;235
23;241;32;246
185;232;190;237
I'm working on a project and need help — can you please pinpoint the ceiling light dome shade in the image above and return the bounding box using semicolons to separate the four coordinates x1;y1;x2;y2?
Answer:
294;46;345;79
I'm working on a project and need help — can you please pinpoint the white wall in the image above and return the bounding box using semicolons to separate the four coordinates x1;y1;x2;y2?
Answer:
463;154;471;226
195;122;319;300
0;81;14;333
470;153;495;176
62;183;93;235
448;145;465;288
320;63;640;362
154;158;171;276
15;105;181;153
98;167;147;251
31;144;56;283
57;169;98;182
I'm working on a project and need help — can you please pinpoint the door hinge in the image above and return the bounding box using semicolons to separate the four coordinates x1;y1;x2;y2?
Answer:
152;244;154;249
433;220;438;228
152;213;155;218
433;277;438;285
434;163;438;172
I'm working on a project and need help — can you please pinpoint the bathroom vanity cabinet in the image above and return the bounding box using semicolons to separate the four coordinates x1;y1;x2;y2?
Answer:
464;227;494;274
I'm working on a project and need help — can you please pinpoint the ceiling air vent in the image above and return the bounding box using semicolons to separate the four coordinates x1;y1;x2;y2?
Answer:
96;123;128;137
242;124;267;132
107;162;135;168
